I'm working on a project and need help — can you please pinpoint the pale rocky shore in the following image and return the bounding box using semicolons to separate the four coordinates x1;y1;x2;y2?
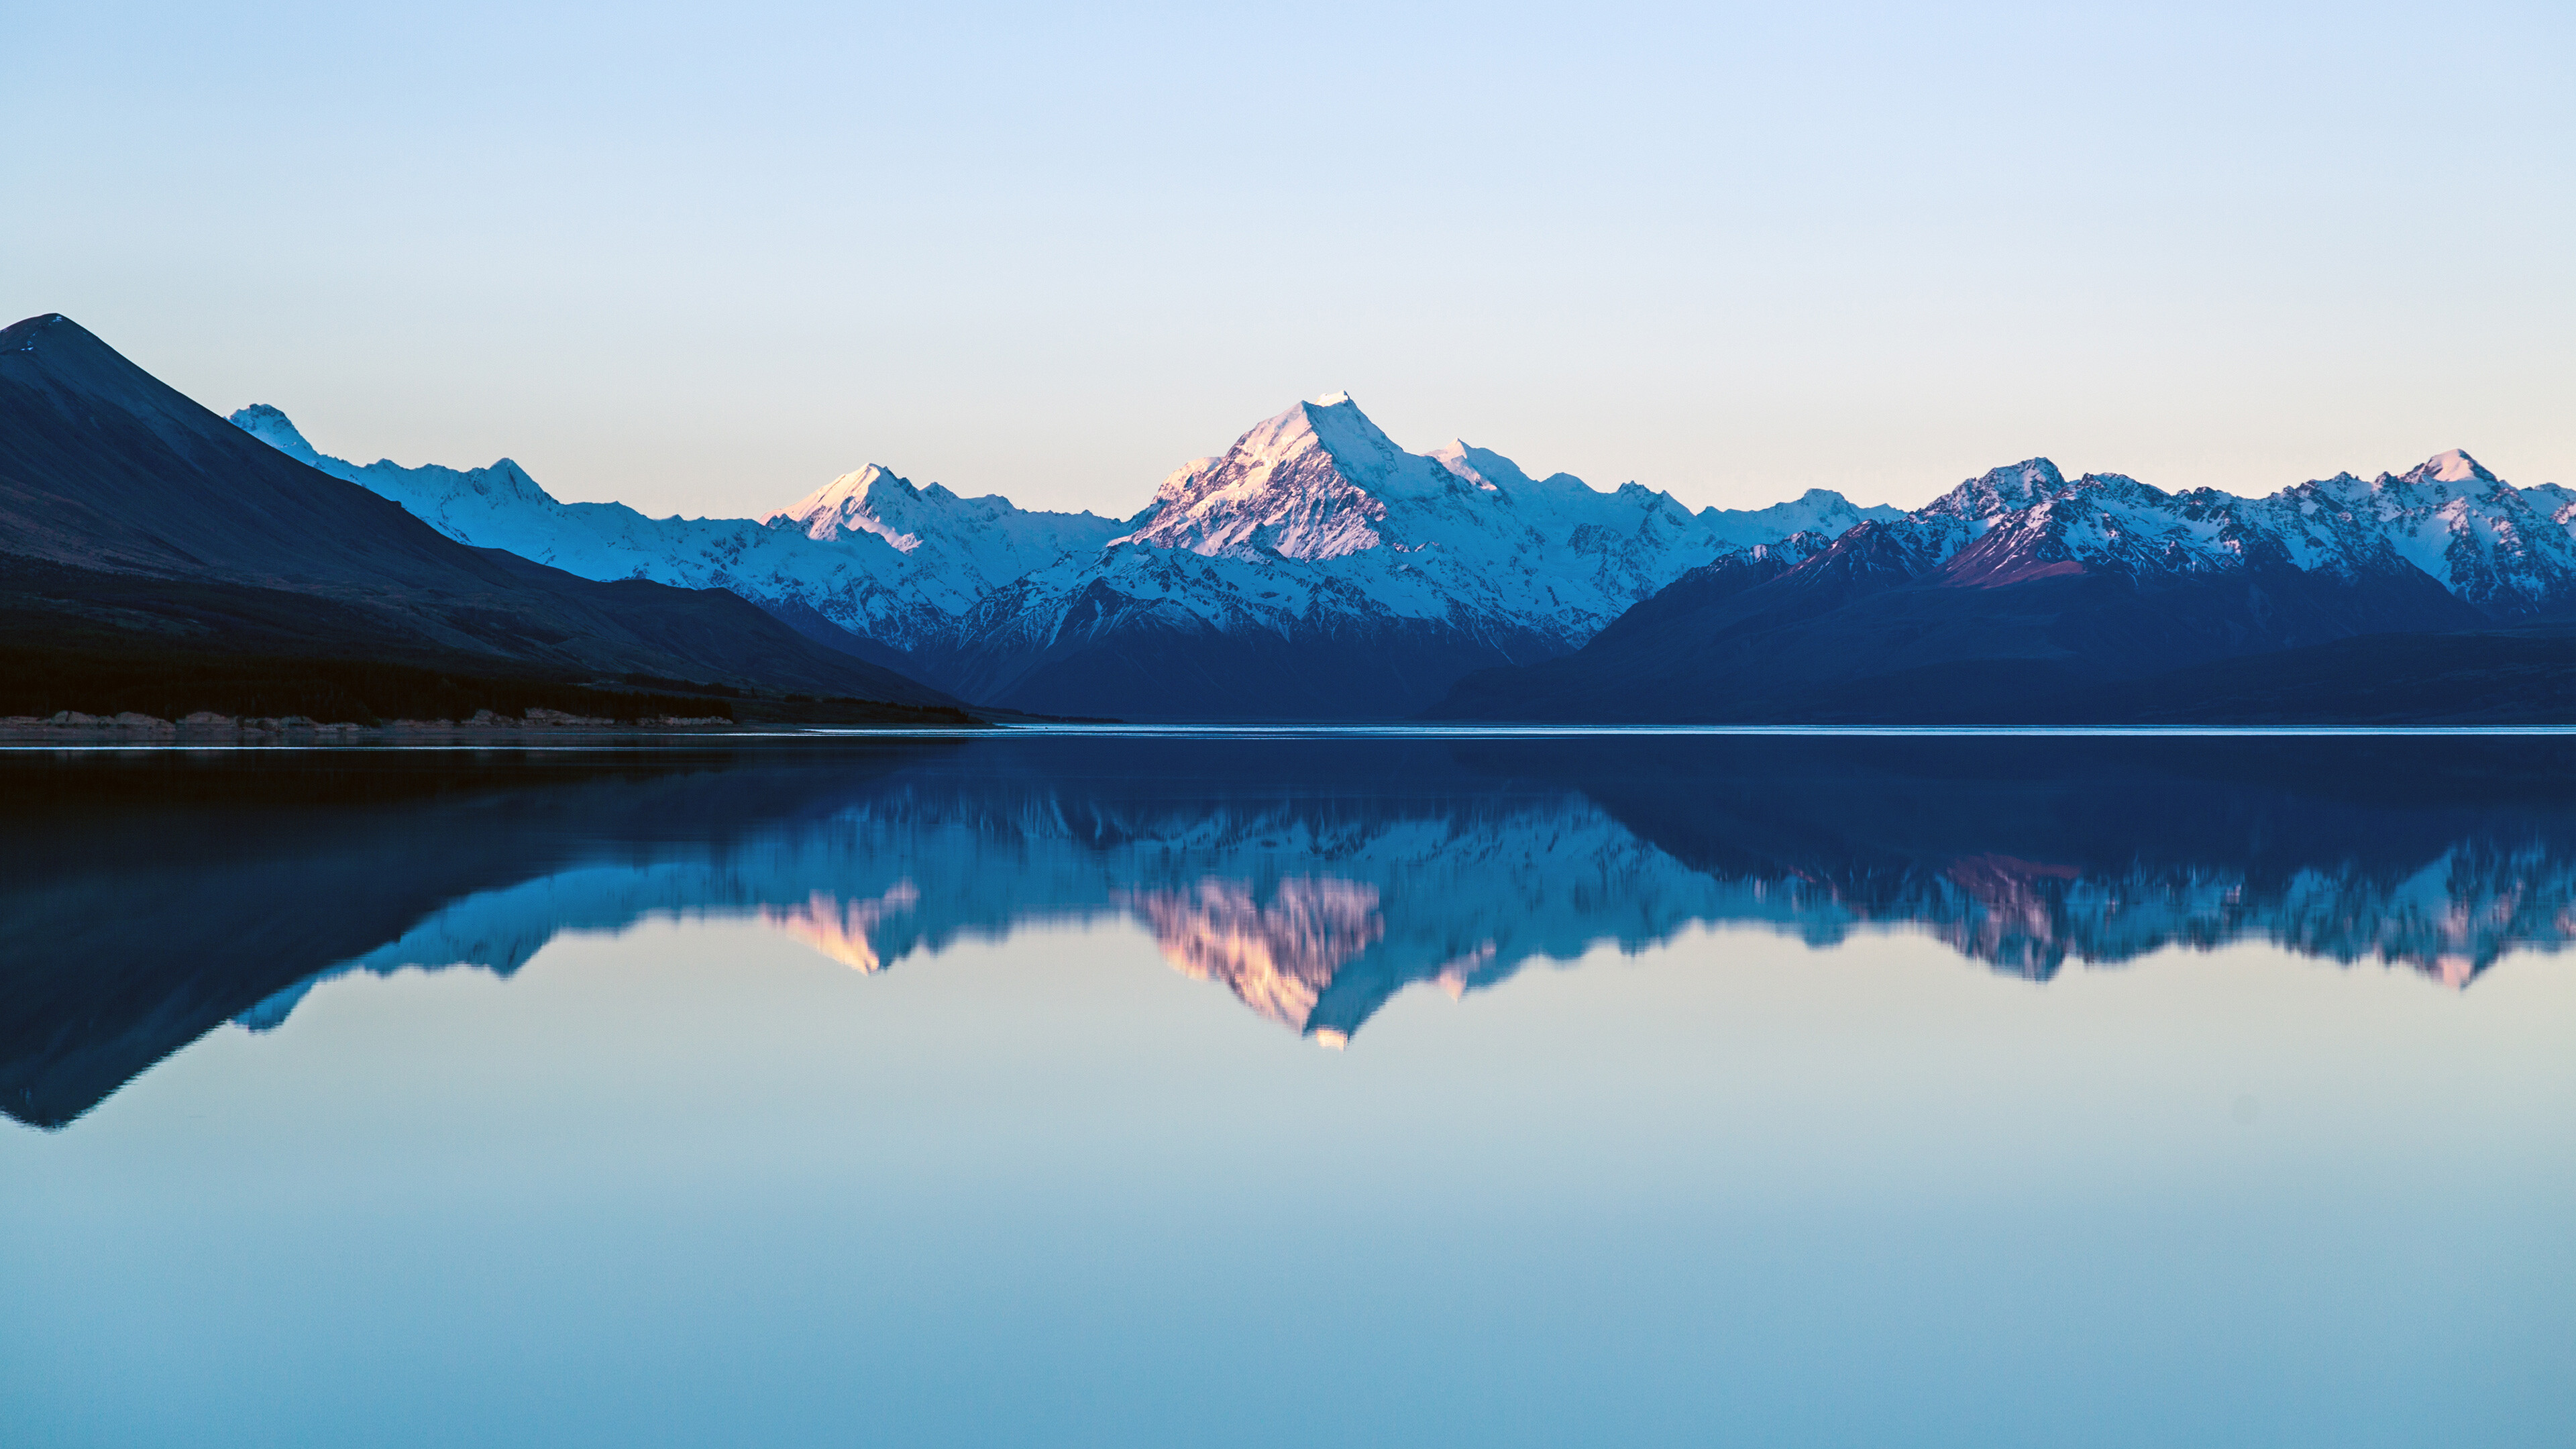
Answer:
0;708;737;741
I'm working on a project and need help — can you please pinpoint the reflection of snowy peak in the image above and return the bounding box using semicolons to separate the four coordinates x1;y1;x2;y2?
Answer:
239;770;2575;1047
1124;877;1387;1036
1830;844;2575;985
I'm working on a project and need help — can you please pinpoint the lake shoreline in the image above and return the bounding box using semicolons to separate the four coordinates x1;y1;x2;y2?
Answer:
1;708;780;740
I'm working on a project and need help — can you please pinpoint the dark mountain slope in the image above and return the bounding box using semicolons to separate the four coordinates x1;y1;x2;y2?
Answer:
2046;622;2576;725
907;571;1568;720
0;314;955;705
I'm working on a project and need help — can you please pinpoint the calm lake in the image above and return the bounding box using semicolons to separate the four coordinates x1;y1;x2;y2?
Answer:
4;732;2571;1448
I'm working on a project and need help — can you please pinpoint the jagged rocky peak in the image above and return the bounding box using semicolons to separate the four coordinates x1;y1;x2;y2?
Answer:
771;462;1120;563
770;464;925;549
2396;447;2500;488
1762;529;1835;562
1700;486;1905;544
1430;440;1629;511
1220;392;1432;494
1427;440;1526;492
2001;471;2179;530
2282;449;2514;519
226;403;546;501
1702;529;1836;572
1124;392;1465;560
1925;457;2069;518
229;403;318;459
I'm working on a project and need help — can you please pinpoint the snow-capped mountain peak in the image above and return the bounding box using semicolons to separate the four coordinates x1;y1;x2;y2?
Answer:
225;405;547;504
1924;457;2070;520
769;464;923;550
1808;457;2082;578
1427;440;1509;491
755;466;1128;598
1119;394;1454;559
1259;393;1409;480
2397;447;2500;490
229;402;321;464
917;397;1927;716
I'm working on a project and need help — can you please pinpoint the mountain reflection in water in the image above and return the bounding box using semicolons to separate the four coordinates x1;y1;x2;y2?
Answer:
3;733;2569;1128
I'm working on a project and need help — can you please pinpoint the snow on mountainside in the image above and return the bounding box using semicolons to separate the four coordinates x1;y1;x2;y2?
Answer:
226;405;1122;651
769;463;1130;575
1110;393;1892;608
1432;446;2576;723
229;394;1896;714
908;394;1903;714
2265;451;2576;614
1743;449;2576;613
231;394;2573;719
1430;442;1897;551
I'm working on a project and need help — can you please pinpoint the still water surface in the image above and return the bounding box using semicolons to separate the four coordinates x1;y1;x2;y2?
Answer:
3;734;2571;1447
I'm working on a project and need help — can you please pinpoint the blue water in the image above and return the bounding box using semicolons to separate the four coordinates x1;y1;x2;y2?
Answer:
3;733;2571;1447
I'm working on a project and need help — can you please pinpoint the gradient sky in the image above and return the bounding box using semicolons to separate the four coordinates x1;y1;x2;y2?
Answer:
6;1;2569;519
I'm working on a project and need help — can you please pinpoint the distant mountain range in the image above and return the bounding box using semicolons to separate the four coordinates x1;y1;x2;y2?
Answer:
7;310;2568;724
0;315;960;722
232;391;1902;718
229;402;1124;674
232;378;2573;722
1434;454;2576;722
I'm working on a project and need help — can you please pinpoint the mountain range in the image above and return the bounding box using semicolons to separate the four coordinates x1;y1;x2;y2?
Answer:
7;309;2569;724
233;390;1902;718
233;381;2573;722
1;315;959;722
1437;453;2576;721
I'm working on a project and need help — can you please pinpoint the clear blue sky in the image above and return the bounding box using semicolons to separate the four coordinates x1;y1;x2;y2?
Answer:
7;1;2569;518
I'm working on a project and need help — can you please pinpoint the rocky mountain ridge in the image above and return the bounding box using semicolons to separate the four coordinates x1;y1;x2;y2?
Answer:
1432;449;2576;721
1782;450;2576;612
230;404;1118;652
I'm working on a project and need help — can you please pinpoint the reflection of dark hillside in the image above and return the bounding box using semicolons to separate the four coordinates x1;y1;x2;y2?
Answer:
5;735;2571;1130
0;745;956;1129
